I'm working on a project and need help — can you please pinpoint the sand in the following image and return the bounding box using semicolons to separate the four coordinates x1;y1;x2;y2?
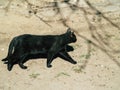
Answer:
0;0;120;90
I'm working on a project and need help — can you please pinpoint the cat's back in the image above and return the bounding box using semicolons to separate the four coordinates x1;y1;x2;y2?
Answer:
14;34;61;45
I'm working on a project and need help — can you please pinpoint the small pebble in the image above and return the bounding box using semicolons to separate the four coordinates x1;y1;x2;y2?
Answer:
101;65;104;68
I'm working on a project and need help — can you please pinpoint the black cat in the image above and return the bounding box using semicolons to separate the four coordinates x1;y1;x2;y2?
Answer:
2;28;77;71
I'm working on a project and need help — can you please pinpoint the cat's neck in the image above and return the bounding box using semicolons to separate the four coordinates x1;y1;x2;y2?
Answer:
59;34;70;45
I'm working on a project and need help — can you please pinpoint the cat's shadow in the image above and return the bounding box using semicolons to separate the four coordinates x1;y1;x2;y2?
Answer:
24;45;74;63
4;45;74;64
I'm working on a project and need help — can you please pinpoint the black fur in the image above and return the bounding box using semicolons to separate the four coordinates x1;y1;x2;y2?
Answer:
2;28;77;71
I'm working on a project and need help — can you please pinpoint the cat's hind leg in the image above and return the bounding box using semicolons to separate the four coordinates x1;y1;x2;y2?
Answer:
7;56;15;71
18;54;28;69
7;62;14;71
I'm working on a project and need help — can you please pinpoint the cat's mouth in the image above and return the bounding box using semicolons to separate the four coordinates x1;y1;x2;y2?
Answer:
72;38;77;42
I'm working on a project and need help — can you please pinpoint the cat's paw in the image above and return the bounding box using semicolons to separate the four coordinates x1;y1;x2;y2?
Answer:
22;66;28;69
47;64;52;68
72;61;77;64
7;64;13;71
19;63;28;69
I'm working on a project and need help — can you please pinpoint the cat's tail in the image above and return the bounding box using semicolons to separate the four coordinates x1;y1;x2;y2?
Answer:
2;37;17;62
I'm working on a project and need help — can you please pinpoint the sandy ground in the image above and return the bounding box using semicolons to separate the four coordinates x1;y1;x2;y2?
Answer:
0;0;120;90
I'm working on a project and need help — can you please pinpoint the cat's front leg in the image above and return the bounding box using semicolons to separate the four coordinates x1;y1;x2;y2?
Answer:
47;54;54;68
59;51;77;64
46;44;60;68
47;50;57;68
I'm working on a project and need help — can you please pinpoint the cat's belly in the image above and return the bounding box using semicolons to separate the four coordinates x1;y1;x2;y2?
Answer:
30;48;48;55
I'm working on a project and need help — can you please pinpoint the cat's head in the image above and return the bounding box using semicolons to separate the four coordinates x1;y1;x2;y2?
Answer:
66;28;77;43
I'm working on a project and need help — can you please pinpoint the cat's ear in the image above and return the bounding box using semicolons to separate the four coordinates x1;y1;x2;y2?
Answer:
67;28;72;33
67;28;74;34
